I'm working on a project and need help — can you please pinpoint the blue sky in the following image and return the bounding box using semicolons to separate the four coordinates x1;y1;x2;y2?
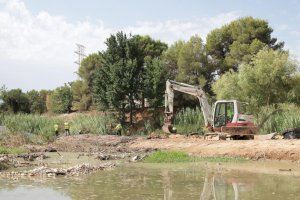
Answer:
0;0;300;90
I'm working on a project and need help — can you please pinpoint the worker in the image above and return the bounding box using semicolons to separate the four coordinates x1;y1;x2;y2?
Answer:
54;124;59;137
114;123;122;135
64;122;70;136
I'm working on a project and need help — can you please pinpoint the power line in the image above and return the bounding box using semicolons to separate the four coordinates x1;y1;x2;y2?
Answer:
74;43;86;67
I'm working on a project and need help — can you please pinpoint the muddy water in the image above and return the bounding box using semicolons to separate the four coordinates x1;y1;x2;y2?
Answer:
0;162;300;200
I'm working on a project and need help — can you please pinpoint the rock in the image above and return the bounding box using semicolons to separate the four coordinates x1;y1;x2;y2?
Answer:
130;155;141;162
44;146;57;152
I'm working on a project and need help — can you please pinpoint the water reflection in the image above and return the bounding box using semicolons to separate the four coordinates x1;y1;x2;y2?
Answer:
0;163;299;200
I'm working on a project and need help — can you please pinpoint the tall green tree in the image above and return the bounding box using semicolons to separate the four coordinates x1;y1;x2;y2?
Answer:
48;84;73;113
213;48;298;110
93;32;140;124
71;80;91;111
26;90;47;114
206;17;284;75
93;32;167;124
0;89;30;113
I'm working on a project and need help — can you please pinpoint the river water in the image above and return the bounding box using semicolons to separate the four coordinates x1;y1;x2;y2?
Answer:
0;162;299;200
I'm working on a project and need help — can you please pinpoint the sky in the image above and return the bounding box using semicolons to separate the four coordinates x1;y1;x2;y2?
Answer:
0;0;300;91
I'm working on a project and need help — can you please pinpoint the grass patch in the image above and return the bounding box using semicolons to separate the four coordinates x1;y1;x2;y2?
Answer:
0;146;26;154
144;151;192;163
144;151;248;163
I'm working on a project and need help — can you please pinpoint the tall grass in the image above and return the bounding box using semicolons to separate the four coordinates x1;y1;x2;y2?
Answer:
0;114;63;142
71;114;115;135
256;103;300;134
0;113;116;144
173;107;205;134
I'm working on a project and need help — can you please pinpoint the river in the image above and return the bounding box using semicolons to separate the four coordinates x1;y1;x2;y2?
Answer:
0;162;299;200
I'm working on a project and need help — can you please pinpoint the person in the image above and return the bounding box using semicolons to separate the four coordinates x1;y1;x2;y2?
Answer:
54;124;59;137
64;122;70;136
114;123;122;135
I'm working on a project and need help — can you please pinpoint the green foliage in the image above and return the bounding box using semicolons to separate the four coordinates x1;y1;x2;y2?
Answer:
78;53;102;88
93;32;167;124
213;48;298;110
71;80;91;111
48;84;73;113
1;114;63;142
0;146;26;154
0;89;30;113
144;58;167;108
144;151;248;163
26;90;47;114
256;104;300;134
144;151;192;163
177;35;211;87
70;114;116;135
173;107;205;134
163;36;213;94
206;17;284;75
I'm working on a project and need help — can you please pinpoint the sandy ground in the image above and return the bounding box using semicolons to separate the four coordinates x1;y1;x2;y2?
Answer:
31;134;300;161
130;135;300;161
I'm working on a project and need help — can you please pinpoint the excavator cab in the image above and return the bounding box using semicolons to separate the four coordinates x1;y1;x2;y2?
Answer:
212;100;257;138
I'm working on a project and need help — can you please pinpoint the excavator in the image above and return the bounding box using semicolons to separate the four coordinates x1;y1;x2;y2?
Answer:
163;80;258;139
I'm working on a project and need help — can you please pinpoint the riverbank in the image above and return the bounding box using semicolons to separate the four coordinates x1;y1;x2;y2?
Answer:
1;134;300;177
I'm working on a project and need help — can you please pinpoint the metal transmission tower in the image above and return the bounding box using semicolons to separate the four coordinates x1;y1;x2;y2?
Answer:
74;43;86;67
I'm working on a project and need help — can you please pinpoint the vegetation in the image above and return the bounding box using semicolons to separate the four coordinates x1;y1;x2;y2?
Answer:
93;32;167;125
173;107;205;134
144;151;192;163
256;104;300;134
71;114;116;135
0;146;26;154
213;48;298;111
0;114;63;142
0;16;299;136
144;151;248;163
47;84;73;113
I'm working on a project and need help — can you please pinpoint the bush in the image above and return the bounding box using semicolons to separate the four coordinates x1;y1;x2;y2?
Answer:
70;114;116;135
173;107;205;134
256;104;300;134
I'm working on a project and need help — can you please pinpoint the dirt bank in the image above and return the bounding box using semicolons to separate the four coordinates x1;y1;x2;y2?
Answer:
130;135;300;161
29;134;300;161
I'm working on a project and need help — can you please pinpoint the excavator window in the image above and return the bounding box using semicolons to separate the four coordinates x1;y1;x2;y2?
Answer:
214;102;234;127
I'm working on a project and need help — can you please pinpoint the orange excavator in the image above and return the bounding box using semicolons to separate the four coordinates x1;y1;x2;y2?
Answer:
162;80;258;139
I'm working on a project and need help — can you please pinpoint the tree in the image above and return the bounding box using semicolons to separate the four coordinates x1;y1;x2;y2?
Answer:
93;32;168;125
0;89;30;113
48;84;73;113
162;40;185;80
71;80;91;111
93;32;140;124
26;90;47;114
78;53;102;88
144;58;167;108
212;48;298;110
206;17;284;75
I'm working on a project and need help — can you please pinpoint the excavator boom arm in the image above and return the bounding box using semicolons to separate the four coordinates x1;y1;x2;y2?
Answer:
164;80;213;127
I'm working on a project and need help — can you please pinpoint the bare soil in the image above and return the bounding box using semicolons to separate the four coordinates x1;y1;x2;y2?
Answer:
26;134;300;161
130;134;300;161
